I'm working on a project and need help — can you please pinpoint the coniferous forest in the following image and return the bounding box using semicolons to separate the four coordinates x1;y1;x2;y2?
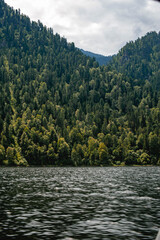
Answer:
0;0;160;166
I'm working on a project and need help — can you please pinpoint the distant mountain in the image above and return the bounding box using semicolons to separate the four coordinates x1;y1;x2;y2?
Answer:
81;49;112;66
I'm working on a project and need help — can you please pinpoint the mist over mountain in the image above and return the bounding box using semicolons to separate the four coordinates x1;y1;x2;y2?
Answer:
0;0;160;166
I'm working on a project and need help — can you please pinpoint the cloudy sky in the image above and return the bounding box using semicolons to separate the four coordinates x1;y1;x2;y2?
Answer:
5;0;160;55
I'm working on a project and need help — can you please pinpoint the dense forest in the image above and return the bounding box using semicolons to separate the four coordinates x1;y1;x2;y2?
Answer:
0;0;160;166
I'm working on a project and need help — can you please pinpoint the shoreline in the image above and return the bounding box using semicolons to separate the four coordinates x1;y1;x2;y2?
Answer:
0;164;159;168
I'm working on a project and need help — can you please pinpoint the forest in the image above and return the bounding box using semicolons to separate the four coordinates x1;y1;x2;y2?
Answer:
0;0;160;166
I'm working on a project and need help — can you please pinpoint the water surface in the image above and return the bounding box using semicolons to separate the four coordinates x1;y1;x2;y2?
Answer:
0;167;160;239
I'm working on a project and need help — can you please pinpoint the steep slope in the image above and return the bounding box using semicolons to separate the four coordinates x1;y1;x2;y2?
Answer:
81;49;112;66
111;31;160;89
0;0;160;166
0;0;97;166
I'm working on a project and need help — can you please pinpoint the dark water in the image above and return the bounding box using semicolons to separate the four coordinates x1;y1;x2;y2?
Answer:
0;167;160;240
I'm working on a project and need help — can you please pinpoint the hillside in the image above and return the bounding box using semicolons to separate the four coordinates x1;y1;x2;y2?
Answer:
0;0;160;166
111;32;160;90
81;49;112;66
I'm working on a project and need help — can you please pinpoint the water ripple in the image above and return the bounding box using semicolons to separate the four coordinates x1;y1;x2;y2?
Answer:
0;166;160;239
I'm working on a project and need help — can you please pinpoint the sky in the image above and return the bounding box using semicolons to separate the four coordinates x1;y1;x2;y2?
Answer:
5;0;160;56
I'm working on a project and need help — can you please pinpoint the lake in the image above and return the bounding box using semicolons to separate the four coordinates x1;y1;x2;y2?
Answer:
0;167;160;240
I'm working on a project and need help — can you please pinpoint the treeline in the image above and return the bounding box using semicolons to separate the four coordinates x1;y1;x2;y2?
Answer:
0;0;160;166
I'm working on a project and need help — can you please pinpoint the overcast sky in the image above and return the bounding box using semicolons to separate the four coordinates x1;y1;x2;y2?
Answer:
5;0;160;55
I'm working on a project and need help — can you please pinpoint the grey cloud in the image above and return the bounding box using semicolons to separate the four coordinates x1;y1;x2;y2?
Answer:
5;0;160;55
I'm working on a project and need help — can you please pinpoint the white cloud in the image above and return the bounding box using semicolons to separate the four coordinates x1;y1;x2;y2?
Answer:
5;0;160;55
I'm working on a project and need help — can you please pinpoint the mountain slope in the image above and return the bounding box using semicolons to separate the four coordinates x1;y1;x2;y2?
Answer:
0;0;160;166
111;31;160;89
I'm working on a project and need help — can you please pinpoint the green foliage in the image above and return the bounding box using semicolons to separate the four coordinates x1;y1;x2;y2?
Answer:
98;142;111;166
0;1;160;166
0;144;5;164
47;144;57;165
124;150;138;165
148;133;159;156
57;138;70;165
138;152;151;165
6;147;15;165
71;144;86;166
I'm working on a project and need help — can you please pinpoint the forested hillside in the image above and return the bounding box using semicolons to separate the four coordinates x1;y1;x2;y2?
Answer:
111;32;160;90
0;0;160;166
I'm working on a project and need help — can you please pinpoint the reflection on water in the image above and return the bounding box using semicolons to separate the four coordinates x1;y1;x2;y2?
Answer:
0;167;160;239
